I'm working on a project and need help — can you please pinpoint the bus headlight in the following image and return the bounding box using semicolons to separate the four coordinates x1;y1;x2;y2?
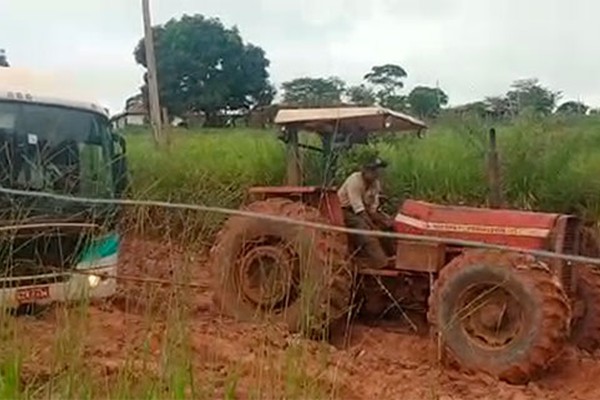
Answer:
88;275;101;288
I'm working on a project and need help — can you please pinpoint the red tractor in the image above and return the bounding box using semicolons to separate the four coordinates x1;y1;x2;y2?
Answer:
210;107;600;384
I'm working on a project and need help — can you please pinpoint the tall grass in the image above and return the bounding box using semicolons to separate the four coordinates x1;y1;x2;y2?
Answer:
126;115;600;241
7;115;600;399
126;129;285;243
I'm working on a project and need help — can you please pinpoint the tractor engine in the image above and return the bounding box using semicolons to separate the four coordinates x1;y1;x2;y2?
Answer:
392;200;580;294
394;200;573;251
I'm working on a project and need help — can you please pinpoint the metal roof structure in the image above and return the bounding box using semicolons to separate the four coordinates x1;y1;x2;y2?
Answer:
274;106;427;133
0;68;108;117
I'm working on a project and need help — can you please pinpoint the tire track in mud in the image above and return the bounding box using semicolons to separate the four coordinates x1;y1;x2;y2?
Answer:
17;238;600;399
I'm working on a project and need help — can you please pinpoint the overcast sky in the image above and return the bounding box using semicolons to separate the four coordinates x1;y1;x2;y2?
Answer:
2;0;599;114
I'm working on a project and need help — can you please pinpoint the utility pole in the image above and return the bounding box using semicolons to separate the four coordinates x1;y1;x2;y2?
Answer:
142;0;164;146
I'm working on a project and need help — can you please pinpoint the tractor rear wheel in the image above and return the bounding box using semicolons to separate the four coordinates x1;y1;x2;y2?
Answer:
210;198;352;336
428;251;571;384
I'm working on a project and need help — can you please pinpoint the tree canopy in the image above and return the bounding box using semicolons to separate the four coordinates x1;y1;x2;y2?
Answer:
364;64;408;110
364;64;407;94
451;79;562;121
134;14;274;123
407;86;449;118
556;101;589;115
346;84;376;106
281;77;345;107
506;79;560;116
279;64;410;111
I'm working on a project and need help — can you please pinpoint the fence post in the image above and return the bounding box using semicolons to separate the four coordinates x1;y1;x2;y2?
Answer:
487;127;504;208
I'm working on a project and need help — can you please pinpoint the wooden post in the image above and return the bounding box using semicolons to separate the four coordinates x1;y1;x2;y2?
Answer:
286;126;302;186
142;0;163;147
487;128;503;208
161;107;170;145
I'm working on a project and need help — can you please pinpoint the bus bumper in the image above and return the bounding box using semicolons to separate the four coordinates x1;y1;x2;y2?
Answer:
0;266;117;308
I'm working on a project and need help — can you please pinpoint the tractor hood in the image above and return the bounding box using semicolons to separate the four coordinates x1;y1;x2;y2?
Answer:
394;200;564;250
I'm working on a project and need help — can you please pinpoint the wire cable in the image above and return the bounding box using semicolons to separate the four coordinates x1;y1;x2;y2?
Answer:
0;186;599;266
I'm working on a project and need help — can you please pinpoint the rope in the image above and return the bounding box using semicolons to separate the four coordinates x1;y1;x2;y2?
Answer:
0;186;599;267
55;266;209;290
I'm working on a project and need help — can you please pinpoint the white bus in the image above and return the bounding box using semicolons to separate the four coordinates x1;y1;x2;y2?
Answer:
0;68;128;306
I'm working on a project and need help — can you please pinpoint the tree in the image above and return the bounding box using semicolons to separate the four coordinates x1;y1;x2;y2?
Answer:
364;64;407;94
0;49;9;67
281;77;346;107
556;101;589;115
134;14;274;125
506;78;560;116
346;84;376;106
446;101;488;119
407;86;449;118
381;95;408;112
483;96;512;119
364;64;407;110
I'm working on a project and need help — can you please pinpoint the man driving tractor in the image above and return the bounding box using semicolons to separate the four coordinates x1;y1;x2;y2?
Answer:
338;157;394;269
212;108;600;384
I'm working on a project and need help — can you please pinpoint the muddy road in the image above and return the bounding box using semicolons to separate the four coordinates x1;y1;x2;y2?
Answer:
16;238;600;399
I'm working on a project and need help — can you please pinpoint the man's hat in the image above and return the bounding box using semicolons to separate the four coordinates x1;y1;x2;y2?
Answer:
364;157;388;170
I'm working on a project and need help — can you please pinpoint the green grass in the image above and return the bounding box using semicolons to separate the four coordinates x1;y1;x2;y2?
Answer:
126;114;600;242
5;114;600;399
126;128;285;243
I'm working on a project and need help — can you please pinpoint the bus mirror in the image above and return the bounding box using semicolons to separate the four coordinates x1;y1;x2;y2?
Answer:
112;133;126;155
112;134;129;198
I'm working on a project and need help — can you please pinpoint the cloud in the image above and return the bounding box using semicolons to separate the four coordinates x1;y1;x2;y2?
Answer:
1;0;599;112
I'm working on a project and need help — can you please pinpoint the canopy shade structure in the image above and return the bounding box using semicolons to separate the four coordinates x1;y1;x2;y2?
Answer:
274;106;427;134
274;107;427;186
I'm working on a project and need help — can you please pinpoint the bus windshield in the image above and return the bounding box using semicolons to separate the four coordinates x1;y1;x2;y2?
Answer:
0;100;114;198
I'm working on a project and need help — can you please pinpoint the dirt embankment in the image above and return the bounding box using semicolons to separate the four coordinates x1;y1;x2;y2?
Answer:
16;238;600;399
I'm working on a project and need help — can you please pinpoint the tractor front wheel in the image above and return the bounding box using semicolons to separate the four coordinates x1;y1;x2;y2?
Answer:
428;251;571;384
210;198;352;336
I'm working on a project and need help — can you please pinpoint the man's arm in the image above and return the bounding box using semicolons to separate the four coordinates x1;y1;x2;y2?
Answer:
367;184;393;229
368;210;393;229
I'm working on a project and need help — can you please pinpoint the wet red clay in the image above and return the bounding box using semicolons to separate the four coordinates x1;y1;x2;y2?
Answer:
17;238;600;399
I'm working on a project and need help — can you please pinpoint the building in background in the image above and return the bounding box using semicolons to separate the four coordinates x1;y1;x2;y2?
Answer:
111;94;148;130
